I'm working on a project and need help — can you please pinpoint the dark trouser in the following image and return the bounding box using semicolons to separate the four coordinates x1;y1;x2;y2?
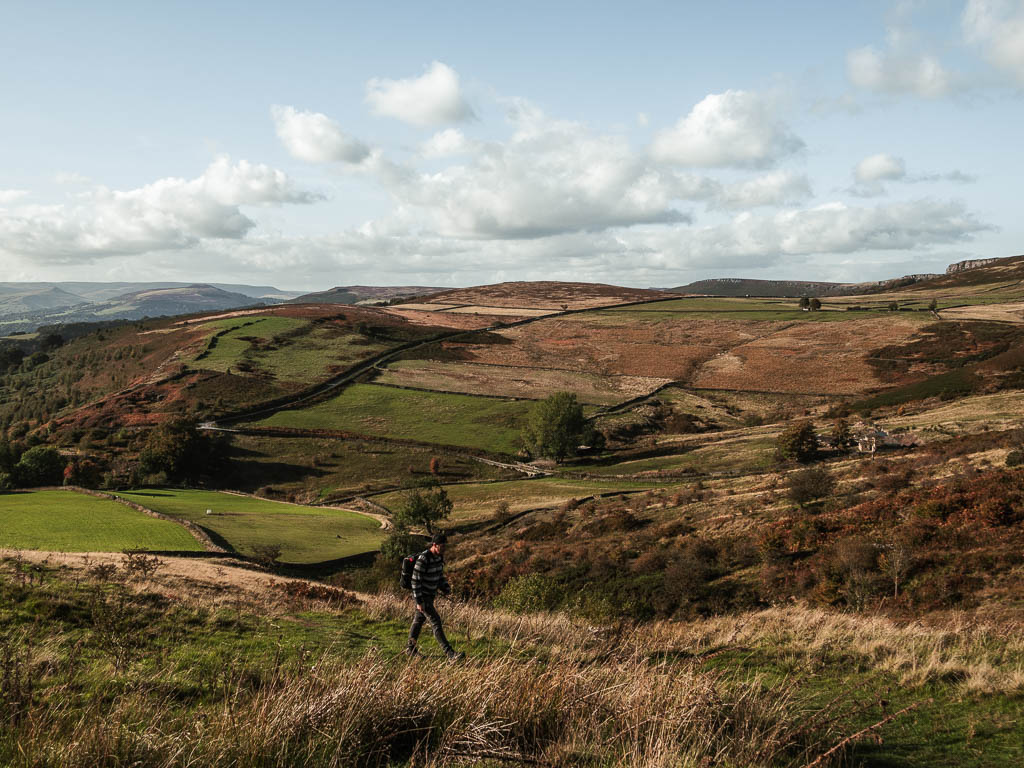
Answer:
408;594;453;654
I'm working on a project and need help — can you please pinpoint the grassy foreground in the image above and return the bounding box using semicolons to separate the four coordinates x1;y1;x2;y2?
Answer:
1;553;1021;767
0;490;203;552
115;489;383;563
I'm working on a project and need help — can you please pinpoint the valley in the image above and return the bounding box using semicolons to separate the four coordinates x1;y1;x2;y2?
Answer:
3;256;1024;766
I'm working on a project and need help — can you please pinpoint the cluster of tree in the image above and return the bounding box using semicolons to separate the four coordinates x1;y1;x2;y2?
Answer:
136;421;231;484
798;297;822;311
520;391;602;462
0;439;67;490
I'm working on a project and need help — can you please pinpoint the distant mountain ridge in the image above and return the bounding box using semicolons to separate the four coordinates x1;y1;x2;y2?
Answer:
0;283;273;333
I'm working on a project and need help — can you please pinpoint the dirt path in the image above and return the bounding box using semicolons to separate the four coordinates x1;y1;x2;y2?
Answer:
0;548;314;597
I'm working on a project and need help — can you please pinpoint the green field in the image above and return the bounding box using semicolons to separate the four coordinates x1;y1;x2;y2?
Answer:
0;490;204;552
368;476;669;524
253;383;534;454
223;434;516;499
583;434;778;477
115;489;384;563
190;316;392;383
606;305;899;322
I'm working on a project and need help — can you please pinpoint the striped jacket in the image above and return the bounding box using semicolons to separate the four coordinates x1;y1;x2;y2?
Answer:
411;549;450;601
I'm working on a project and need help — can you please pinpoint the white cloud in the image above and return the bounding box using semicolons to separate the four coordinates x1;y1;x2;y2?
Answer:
0;189;29;204
855;153;906;183
650;90;804;168
387;108;688;238
0;157;321;262
160;198;987;285
366;61;475;126
271;105;371;164
712;172;812;210
963;0;1024;84
847;45;954;98
420;128;473;158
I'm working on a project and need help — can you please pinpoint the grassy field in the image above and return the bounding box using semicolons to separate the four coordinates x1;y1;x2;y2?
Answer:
368;476;670;524
190;316;392;383
0;490;204;552
376;359;669;405
252;383;535;454
2;555;1020;767
114;489;383;563
223;433;515;501
583;433;779;477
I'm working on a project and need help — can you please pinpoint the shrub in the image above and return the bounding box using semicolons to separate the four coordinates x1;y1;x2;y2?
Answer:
1006;449;1024;467
787;466;836;507
495;573;563;613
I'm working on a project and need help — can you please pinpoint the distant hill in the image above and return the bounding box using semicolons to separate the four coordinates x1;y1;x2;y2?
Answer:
0;284;268;333
671;273;943;297
418;281;674;309
899;254;1024;290
0;285;89;314
289;285;446;305
669;278;843;298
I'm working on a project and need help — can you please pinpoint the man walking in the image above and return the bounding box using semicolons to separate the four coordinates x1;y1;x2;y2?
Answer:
406;532;464;662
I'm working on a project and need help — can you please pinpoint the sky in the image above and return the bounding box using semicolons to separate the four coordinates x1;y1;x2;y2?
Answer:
1;0;1022;291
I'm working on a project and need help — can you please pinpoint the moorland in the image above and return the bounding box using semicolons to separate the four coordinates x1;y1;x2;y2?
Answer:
2;257;1024;766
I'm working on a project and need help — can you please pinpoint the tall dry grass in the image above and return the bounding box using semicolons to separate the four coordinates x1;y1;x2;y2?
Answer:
365;593;1024;694
6;644;838;768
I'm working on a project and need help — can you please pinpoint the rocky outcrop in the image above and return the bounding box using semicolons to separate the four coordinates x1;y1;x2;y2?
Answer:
946;258;1001;274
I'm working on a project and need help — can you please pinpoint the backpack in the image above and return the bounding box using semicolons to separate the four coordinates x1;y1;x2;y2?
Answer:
400;551;425;590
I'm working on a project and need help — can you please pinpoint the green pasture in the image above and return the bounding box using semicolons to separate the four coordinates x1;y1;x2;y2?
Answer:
604;306;902;322
378;359;657;405
190;316;392;383
583;435;778;478
0;490;204;552
115;489;384;563
252;383;533;454
368;476;668;524
223;434;515;499
613;297;795;312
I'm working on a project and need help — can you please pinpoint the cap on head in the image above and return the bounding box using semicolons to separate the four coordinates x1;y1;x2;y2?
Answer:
431;532;448;545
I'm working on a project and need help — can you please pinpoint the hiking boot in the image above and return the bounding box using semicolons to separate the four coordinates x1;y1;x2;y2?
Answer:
446;650;465;663
404;643;420;657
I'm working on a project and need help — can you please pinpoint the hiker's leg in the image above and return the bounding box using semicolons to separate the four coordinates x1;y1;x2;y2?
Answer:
408;601;427;644
421;598;454;655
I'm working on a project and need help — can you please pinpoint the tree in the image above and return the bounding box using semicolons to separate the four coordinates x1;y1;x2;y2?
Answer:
39;332;64;351
832;418;851;451
809;297;821;311
798;297;810;310
522;391;590;462
776;420;819;464
395;480;453;535
138;421;228;484
15;445;66;487
888;301;899;311
928;297;938;312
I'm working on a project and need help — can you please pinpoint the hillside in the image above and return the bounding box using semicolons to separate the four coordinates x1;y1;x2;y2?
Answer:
670;277;844;297
4;265;1024;765
289;285;446;305
0;284;89;314
416;280;675;309
0;282;304;333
